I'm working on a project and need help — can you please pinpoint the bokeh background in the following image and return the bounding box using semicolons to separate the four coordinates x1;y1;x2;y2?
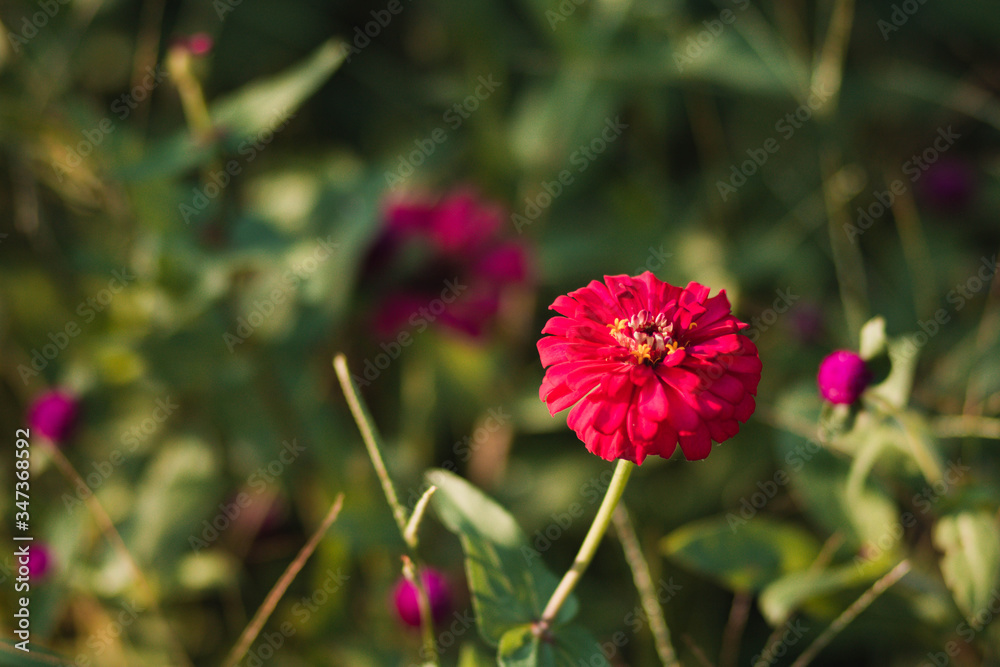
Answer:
2;0;1000;665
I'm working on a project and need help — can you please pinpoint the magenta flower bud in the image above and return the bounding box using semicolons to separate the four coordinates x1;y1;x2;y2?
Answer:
26;390;78;442
392;568;451;627
187;33;214;56
28;544;54;580
817;350;872;404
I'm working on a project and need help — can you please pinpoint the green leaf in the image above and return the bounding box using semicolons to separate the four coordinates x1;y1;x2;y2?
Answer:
458;643;496;667
119;40;346;181
498;625;538;666
498;623;609;667
933;510;1000;624
858;316;887;360
661;516;821;593
0;641;73;665
127;437;218;567
759;558;893;625
426;469;578;646
773;406;898;550
867;336;919;410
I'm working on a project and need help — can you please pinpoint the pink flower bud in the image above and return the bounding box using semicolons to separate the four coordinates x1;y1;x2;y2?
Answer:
392;568;451;627
27;390;78;442
817;350;872;404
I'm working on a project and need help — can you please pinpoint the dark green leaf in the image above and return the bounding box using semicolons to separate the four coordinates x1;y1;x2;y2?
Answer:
661;515;821;593
427;469;578;646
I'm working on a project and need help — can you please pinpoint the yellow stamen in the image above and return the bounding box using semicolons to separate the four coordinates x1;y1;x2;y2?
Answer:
631;343;653;364
608;318;627;334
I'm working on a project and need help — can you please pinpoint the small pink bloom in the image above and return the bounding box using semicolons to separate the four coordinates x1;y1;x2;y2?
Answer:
538;273;761;464
392;568;452;627
186;33;214;56
27;390;78;443
28;544;54;580
817;350;871;404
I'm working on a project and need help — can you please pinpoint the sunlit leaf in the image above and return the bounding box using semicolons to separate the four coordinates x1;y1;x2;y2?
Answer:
427;469;578;646
661;515;821;593
934;510;1000;624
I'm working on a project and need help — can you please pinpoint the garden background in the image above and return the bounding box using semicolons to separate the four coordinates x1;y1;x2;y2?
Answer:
2;0;1000;665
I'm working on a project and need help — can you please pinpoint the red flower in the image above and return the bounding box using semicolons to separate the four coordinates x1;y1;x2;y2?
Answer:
538;273;761;464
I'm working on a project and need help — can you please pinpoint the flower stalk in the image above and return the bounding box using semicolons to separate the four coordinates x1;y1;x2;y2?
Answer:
538;458;634;628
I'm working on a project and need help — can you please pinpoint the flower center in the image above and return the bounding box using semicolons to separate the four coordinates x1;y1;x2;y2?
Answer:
607;310;682;364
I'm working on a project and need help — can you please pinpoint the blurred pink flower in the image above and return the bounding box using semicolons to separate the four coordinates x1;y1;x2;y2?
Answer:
392;568;451;627
920;158;976;212
27;390;78;443
364;189;531;339
28;543;54;580
171;33;214;56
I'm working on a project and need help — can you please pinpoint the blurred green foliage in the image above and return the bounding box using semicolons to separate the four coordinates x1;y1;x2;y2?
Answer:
1;0;1000;665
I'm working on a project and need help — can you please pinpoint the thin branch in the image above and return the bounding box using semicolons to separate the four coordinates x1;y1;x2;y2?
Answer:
789;560;911;667
612;504;682;667
221;494;345;667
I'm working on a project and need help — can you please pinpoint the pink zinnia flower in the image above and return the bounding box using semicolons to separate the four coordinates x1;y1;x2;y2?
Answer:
26;390;78;443
363;189;531;339
392;568;452;627
817;350;871;404
538;273;761;464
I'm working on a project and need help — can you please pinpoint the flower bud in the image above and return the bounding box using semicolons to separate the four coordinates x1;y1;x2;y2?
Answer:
817;350;872;404
27;390;78;442
392;568;451;627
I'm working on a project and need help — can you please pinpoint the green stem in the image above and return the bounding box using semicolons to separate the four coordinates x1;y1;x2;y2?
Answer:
539;459;634;627
403;556;439;665
333;354;410;538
